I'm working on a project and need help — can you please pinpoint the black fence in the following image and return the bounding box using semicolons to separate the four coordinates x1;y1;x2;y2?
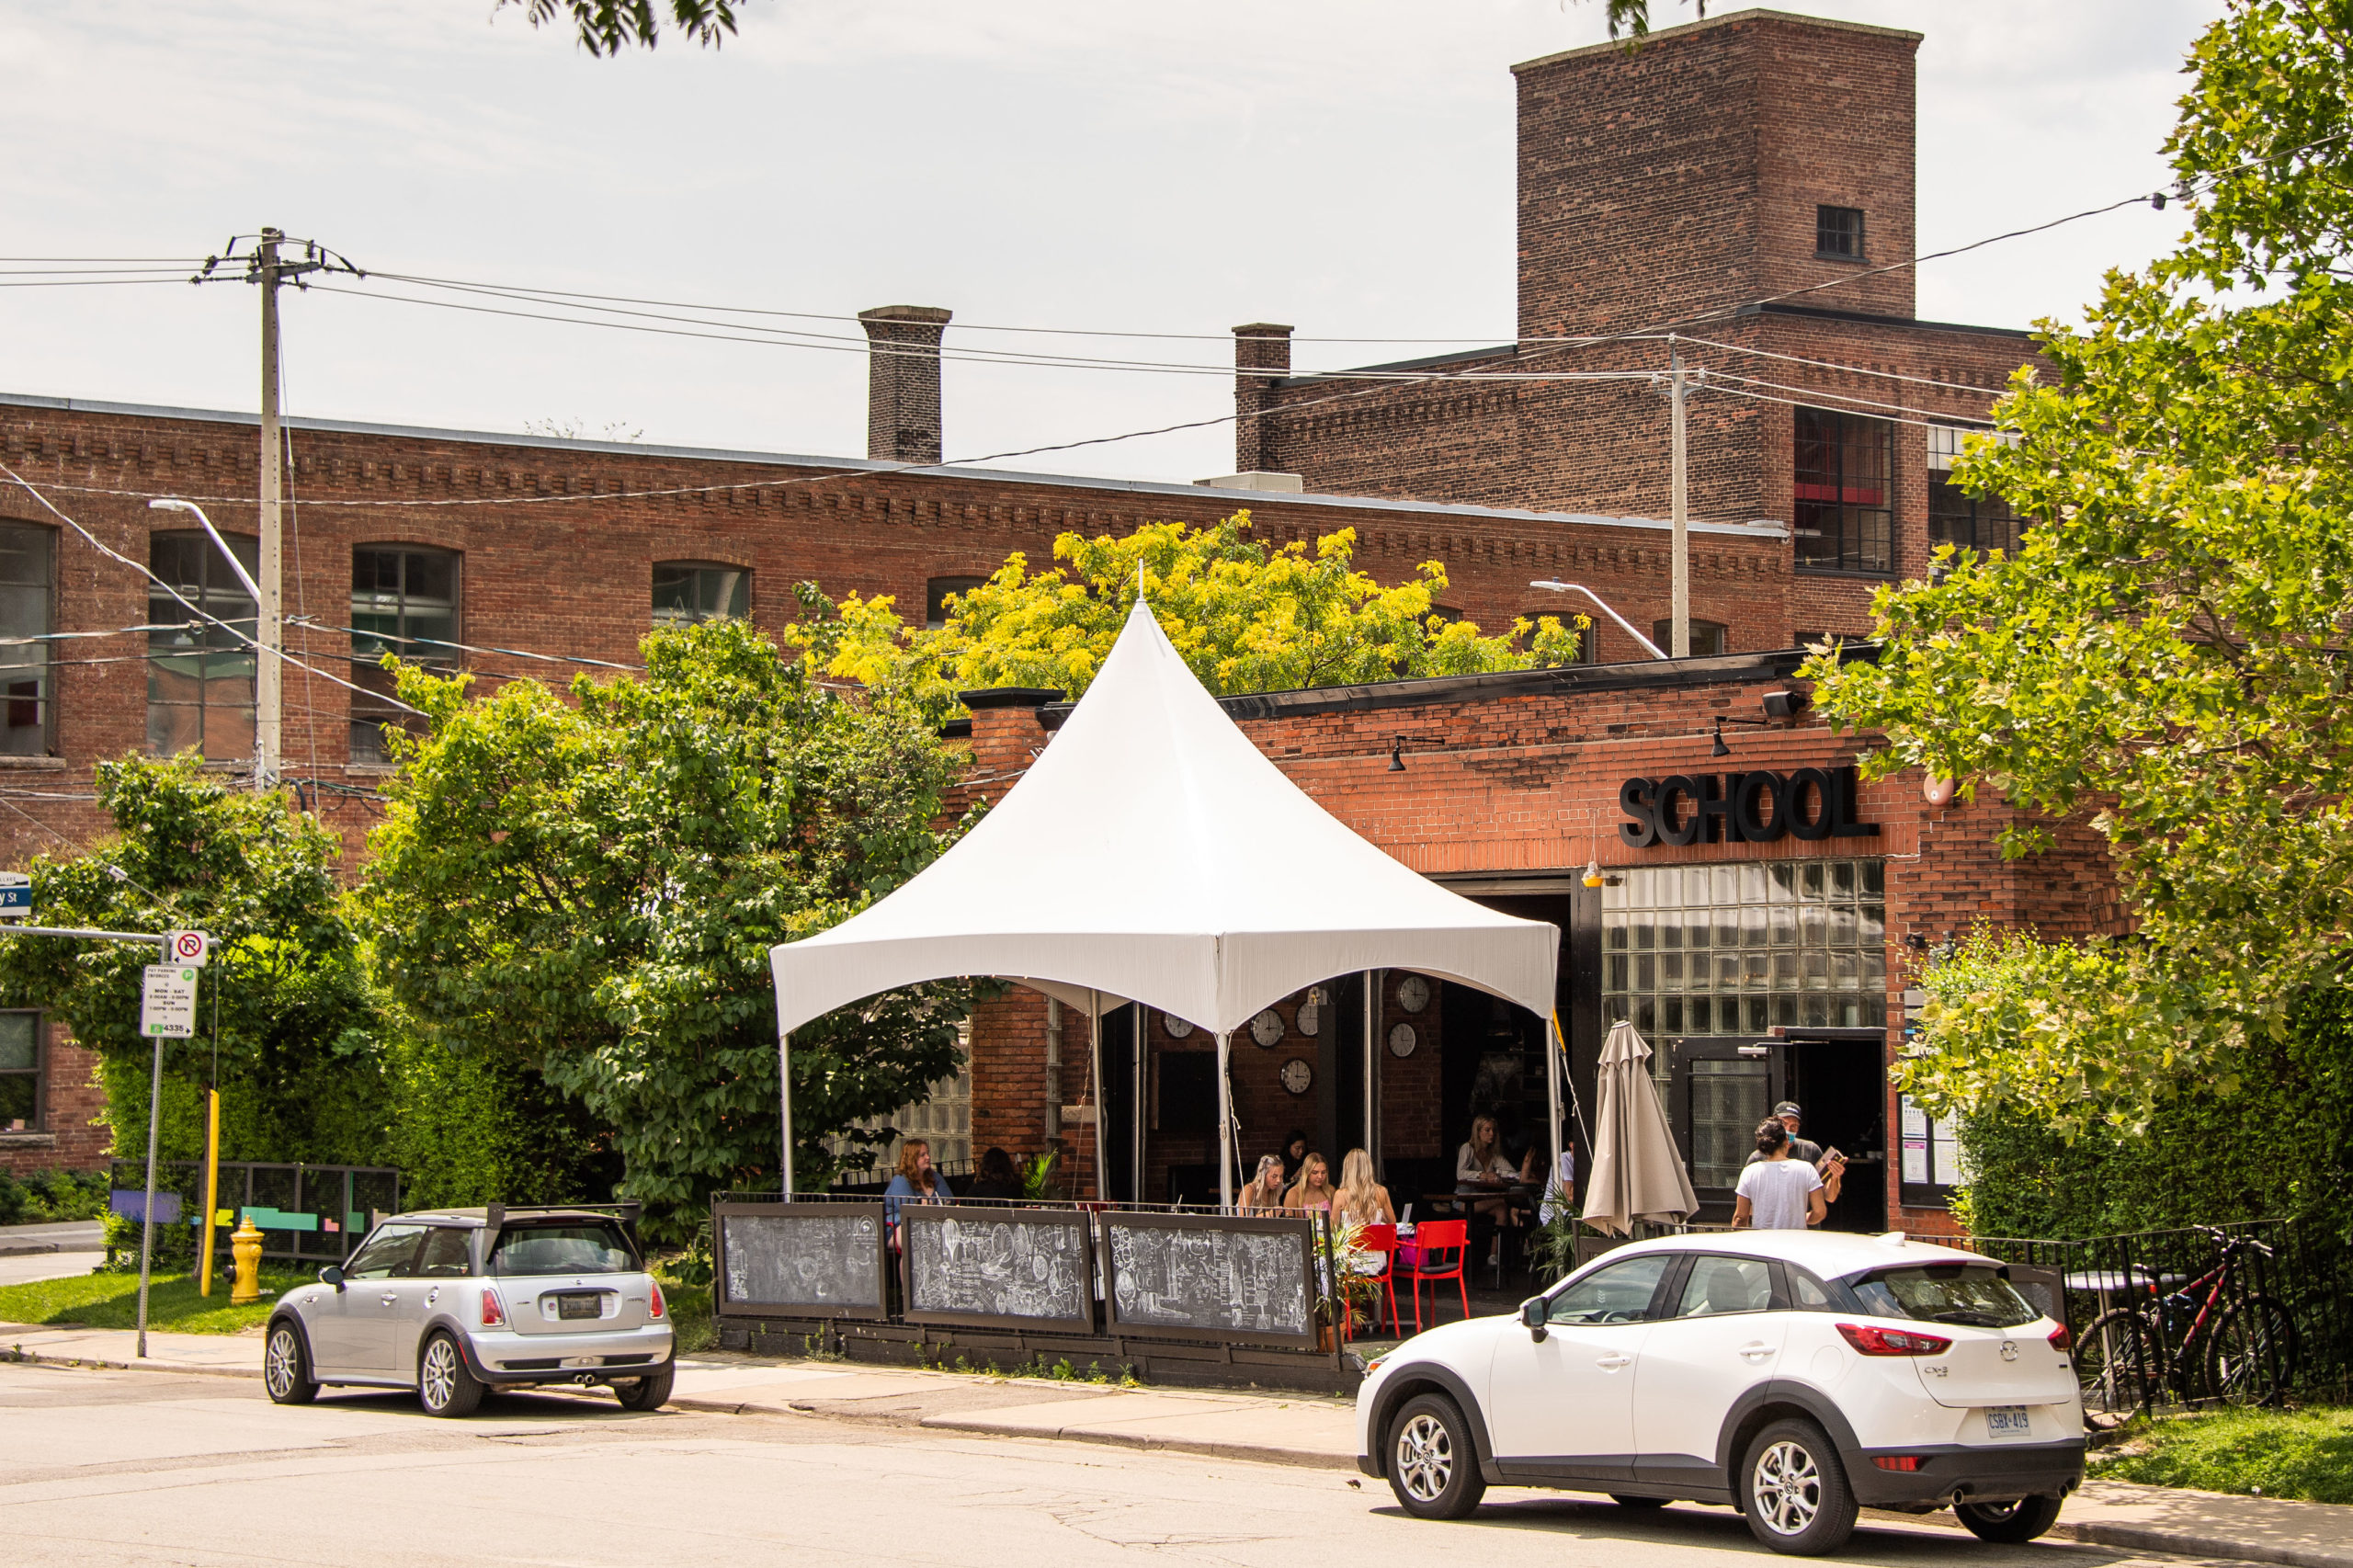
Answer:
108;1160;402;1267
1958;1220;2351;1415
709;1189;1358;1393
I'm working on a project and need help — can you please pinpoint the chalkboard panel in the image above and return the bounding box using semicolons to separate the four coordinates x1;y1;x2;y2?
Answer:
1100;1211;1318;1347
903;1206;1096;1331
715;1201;889;1320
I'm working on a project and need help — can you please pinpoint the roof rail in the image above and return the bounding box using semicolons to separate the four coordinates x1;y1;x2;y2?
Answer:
483;1200;643;1232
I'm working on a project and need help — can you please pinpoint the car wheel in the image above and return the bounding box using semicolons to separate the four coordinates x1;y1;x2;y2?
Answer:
1610;1494;1671;1510
1384;1392;1487;1520
1740;1418;1858;1555
614;1365;675;1412
263;1321;319;1405
416;1331;485;1418
1955;1495;2064;1544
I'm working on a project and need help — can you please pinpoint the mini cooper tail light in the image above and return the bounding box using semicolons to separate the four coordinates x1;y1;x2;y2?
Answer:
481;1287;506;1327
650;1281;666;1320
2048;1323;2073;1353
1872;1455;1924;1472
1836;1322;1952;1357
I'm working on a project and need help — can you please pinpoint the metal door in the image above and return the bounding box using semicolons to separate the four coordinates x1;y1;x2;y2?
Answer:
1669;1037;1786;1208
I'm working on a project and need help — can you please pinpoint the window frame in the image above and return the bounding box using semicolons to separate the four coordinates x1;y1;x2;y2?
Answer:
1540;1249;1677;1324
925;575;987;632
1650;619;1728;658
349;544;463;767
1665;1253;1784;1320
0;523;55;756
1814;205;1867;262
0;1009;43;1132
147;528;260;761
651;560;752;628
1793;407;1895;576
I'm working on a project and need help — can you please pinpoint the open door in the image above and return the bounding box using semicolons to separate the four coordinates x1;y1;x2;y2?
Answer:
1669;1035;1786;1219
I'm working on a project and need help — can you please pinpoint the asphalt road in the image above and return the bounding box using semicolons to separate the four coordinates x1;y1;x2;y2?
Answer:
0;1363;2231;1568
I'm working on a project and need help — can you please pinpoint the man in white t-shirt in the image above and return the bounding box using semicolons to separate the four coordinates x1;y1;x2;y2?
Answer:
1733;1118;1825;1230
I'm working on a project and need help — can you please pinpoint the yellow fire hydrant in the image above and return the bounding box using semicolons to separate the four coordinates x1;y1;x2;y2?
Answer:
229;1216;264;1305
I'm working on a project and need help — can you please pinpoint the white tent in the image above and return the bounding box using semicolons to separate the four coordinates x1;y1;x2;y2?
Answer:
769;597;1562;1206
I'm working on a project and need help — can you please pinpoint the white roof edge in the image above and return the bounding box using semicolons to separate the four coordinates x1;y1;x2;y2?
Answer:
0;389;1787;542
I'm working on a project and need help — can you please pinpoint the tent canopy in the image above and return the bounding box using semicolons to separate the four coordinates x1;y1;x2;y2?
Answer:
769;597;1558;1040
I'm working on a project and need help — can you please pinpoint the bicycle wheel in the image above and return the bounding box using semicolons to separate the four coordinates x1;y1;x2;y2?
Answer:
2204;1293;2298;1407
2075;1307;2155;1415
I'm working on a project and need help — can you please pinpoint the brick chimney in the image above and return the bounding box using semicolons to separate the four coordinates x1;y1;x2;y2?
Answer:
1231;322;1293;473
858;305;953;464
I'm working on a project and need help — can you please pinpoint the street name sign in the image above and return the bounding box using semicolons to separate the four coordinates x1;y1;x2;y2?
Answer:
0;872;28;920
141;966;199;1038
166;929;210;967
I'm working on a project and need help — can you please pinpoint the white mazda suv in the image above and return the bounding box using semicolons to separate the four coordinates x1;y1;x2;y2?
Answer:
1354;1231;2083;1555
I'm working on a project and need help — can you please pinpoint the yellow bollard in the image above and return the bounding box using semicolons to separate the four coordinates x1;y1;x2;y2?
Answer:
198;1090;220;1298
229;1216;263;1306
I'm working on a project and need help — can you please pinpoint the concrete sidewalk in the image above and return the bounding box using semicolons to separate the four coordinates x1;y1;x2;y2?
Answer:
6;1322;2349;1568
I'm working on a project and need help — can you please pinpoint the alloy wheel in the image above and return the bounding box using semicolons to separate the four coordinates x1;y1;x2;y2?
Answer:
265;1328;299;1398
420;1337;460;1411
1396;1412;1453;1502
1751;1438;1823;1536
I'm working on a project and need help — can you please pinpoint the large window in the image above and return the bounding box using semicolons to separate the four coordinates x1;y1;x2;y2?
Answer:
1602;859;1888;1040
0;1011;41;1131
147;531;258;759
1794;409;1893;574
652;562;749;626
0;525;53;756
1927;426;2020;561
351;547;460;765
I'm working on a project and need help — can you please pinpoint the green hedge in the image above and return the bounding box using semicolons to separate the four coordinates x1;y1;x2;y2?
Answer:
1956;988;2353;1243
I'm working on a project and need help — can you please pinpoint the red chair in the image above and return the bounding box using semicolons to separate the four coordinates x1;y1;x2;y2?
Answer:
1344;1223;1400;1341
1404;1219;1471;1333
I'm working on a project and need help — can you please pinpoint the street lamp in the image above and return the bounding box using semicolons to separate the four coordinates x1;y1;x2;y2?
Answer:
1528;581;1667;660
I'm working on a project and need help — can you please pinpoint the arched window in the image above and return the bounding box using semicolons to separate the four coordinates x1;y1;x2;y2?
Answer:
147;530;258;759
0;524;53;756
653;562;750;626
925;575;984;631
352;545;460;764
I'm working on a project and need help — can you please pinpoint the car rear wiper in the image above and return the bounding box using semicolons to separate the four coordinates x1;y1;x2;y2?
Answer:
1928;1311;2006;1326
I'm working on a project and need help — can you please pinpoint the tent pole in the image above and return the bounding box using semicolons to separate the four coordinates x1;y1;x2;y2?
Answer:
1090;991;1108;1204
1545;1011;1564;1219
1216;1030;1234;1212
1131;1007;1145;1204
1362;970;1376;1168
779;1031;794;1201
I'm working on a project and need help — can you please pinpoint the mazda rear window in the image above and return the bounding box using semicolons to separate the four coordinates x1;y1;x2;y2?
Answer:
1851;1264;2039;1328
487;1221;638;1277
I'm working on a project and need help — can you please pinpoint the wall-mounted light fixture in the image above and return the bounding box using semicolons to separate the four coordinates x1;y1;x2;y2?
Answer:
1710;714;1771;756
1388;735;1405;772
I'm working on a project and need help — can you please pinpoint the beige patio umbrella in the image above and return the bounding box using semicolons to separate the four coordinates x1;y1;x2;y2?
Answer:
1581;1019;1699;1236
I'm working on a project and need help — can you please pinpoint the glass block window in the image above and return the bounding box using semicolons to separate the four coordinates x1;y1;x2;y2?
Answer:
0;1011;40;1131
1794;408;1893;574
147;531;259;759
653;562;750;627
834;1022;972;1176
0;524;53;756
351;547;460;765
1602;858;1888;1038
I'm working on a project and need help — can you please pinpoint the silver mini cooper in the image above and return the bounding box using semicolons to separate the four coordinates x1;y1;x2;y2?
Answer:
262;1203;676;1417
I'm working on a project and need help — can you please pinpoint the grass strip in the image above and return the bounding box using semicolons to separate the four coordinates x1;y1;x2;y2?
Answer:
0;1267;313;1335
2089;1405;2353;1506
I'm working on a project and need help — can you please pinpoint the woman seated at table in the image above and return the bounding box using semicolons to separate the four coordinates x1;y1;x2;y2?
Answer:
883;1138;953;1226
1333;1149;1395;1230
1237;1153;1288;1213
1285;1151;1337;1212
1457;1114;1522;1227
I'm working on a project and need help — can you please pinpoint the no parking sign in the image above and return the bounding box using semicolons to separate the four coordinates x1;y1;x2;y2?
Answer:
165;929;210;967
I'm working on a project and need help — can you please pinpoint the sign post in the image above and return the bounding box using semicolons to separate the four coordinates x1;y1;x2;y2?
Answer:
135;963;198;1357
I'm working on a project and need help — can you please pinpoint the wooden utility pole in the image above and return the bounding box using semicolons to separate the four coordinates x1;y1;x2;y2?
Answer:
255;229;286;792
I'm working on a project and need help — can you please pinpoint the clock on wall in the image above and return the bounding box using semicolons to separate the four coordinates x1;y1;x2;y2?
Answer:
1295;1000;1321;1038
1395;974;1431;1014
1250;1008;1286;1049
1162;1013;1194;1039
1388;1022;1418;1059
1280;1057;1314;1096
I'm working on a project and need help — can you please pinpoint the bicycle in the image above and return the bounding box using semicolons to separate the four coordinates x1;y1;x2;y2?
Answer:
2074;1226;2299;1413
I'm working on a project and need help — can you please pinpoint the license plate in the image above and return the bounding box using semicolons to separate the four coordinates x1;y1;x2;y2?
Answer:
556;1294;603;1321
1984;1405;2034;1441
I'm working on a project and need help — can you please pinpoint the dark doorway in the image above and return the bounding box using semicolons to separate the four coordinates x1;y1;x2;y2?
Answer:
1782;1033;1889;1232
1097;1004;1142;1202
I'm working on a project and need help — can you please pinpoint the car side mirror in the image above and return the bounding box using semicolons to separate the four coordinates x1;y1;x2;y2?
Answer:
319;1265;345;1290
1519;1297;1548;1342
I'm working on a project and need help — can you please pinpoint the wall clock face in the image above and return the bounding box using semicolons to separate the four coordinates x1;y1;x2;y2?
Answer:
1387;1022;1418;1059
1162;1013;1194;1039
1250;1008;1285;1049
1295;1001;1321;1038
1280;1057;1313;1096
1395;974;1432;1014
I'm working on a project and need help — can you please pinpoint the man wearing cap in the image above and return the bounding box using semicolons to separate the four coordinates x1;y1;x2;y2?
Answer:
1745;1101;1846;1205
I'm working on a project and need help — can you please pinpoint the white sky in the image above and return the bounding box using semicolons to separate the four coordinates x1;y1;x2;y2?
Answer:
2;0;2223;483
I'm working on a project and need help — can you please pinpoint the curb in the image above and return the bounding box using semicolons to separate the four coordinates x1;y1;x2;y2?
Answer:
3;1347;258;1381
2050;1520;2353;1568
0;1243;60;1257
915;1412;1355;1471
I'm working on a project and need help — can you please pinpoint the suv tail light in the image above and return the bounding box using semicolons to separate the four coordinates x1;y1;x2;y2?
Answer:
1836;1322;1952;1357
650;1281;667;1320
2049;1323;2073;1353
481;1287;506;1327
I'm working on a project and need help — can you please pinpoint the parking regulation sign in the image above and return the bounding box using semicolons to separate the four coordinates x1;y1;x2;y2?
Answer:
165;928;210;967
141;966;199;1039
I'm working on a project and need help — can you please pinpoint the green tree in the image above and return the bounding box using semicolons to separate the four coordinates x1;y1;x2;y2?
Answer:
813;511;1583;724
354;612;972;1240
1805;0;2353;1136
496;0;745;55
0;756;383;1169
1570;0;1709;43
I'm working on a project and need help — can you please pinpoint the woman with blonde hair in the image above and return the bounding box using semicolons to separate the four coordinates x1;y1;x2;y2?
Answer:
1237;1153;1288;1213
1285;1151;1337;1212
1333;1148;1395;1229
